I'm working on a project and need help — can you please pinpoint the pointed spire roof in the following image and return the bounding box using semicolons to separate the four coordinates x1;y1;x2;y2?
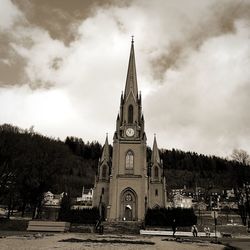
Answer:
151;134;161;164
124;37;138;98
101;133;110;162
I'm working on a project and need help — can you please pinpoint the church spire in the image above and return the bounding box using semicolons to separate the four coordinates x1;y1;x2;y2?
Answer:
101;133;110;162
151;134;161;164
124;37;138;98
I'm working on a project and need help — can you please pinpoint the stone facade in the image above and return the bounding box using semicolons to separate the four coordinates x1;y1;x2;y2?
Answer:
93;39;166;221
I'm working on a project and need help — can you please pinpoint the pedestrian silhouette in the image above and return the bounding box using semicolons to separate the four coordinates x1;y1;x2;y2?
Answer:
172;219;177;237
191;225;198;237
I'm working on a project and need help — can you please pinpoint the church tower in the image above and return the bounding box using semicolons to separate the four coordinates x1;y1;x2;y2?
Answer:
93;134;111;210
93;38;166;222
107;38;147;221
148;135;167;208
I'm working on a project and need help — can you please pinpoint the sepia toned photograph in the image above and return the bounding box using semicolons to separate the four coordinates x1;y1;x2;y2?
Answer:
0;0;250;249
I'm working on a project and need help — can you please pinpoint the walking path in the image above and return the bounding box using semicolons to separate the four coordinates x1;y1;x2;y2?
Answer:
140;229;221;238
0;232;224;250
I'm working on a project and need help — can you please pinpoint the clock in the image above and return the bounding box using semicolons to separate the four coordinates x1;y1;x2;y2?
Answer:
126;128;135;137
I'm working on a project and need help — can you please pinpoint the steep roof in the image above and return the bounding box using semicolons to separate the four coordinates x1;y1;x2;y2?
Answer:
151;135;161;164
124;38;138;98
100;134;110;162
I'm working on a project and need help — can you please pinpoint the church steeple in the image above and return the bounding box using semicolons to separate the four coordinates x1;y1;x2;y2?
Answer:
124;37;138;98
100;133;110;163
151;134;161;164
115;38;145;140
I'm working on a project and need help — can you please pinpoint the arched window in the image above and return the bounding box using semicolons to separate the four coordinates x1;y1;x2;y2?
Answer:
102;187;105;194
102;165;107;179
128;105;133;123
154;166;159;178
125;150;134;169
155;189;158;196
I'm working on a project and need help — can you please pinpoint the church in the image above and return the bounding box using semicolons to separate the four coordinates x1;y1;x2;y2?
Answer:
93;39;167;221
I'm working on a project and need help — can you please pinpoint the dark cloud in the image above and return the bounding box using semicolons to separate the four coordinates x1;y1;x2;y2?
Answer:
0;37;27;86
150;0;250;81
0;59;27;87
13;0;129;44
0;0;130;88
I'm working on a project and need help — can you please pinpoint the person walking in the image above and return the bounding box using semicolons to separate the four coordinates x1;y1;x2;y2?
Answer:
172;219;177;237
191;225;198;237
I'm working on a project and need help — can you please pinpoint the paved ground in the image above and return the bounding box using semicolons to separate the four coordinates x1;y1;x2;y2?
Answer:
141;229;250;249
140;229;221;237
220;238;250;250
1;230;250;250
0;232;225;250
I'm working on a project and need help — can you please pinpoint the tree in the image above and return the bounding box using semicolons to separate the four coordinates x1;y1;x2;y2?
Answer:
231;149;250;166
0;124;80;218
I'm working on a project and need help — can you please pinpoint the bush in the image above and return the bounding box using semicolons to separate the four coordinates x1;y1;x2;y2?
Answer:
0;218;28;231
58;207;99;224
145;208;197;227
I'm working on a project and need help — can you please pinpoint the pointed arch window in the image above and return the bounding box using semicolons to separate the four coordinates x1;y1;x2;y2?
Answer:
155;189;158;196
154;166;159;179
128;105;133;123
102;165;107;179
125;150;134;169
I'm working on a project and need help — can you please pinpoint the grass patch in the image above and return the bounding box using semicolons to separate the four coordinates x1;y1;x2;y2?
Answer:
59;238;155;245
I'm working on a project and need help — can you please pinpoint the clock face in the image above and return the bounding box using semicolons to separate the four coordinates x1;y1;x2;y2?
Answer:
126;128;135;137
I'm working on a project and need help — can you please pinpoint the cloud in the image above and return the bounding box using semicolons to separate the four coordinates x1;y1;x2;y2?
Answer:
0;0;24;31
145;19;250;156
0;0;27;87
10;27;68;89
0;85;81;138
0;0;249;157
135;0;250;81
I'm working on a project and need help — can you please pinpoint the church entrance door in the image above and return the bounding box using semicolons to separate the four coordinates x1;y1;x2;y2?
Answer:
120;188;137;221
125;205;132;221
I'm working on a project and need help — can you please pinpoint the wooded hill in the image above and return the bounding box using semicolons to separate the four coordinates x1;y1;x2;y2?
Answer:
1;124;249;216
161;149;249;189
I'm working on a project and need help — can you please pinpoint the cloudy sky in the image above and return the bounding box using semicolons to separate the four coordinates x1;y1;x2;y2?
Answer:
0;0;249;157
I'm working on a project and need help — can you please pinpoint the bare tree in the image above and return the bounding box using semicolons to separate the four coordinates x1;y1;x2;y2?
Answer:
231;149;250;166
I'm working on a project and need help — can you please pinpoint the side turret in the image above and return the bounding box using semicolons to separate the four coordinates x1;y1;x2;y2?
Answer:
92;134;111;210
148;135;167;208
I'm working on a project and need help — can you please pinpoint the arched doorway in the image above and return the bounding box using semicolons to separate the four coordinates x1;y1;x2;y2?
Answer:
120;188;137;221
125;205;132;221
